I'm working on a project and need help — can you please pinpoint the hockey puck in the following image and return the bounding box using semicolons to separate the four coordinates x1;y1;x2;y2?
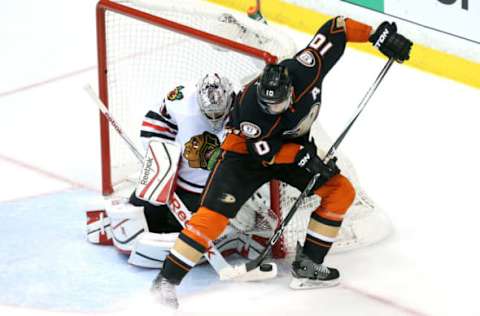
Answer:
260;263;273;272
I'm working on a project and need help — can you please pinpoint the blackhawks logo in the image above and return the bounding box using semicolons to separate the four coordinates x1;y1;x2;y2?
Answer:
167;85;185;101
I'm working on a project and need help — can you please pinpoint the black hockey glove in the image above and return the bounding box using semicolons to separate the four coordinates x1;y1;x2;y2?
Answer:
369;22;413;62
295;142;340;185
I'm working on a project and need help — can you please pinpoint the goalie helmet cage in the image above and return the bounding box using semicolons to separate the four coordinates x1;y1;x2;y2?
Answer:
96;0;391;259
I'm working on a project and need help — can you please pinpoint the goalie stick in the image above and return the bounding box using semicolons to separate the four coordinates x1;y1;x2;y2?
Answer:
220;57;395;281
84;84;234;274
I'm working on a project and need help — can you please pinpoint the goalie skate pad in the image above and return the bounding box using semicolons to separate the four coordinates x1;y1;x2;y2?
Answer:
128;232;179;268
106;198;149;254
135;139;181;205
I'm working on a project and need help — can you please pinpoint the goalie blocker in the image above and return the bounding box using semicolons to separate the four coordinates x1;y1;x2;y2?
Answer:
135;139;181;205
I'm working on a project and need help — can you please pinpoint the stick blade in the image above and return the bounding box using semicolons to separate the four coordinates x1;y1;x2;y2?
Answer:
220;263;277;282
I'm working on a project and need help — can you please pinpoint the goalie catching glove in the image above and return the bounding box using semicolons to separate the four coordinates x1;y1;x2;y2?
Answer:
183;131;221;170
295;141;340;186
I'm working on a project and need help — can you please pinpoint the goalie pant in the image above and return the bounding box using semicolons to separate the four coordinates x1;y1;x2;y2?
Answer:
159;16;370;285
129;187;198;234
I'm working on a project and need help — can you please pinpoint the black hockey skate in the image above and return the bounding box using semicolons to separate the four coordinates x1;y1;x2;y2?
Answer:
151;272;179;309
290;244;340;289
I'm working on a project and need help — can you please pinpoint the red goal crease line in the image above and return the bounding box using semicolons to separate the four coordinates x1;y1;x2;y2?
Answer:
0;66;96;99
0;153;99;193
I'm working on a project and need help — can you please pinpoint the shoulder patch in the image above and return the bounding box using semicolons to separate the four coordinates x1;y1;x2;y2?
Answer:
167;85;185;101
296;51;316;68
240;122;262;138
333;16;346;32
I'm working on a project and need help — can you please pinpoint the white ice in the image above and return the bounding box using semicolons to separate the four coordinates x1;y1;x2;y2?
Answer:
1;1;479;316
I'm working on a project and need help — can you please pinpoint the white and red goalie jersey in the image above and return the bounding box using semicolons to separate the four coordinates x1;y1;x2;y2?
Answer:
140;83;226;193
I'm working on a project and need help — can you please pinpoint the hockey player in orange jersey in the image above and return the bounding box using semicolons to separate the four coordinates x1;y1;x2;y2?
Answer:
152;16;413;308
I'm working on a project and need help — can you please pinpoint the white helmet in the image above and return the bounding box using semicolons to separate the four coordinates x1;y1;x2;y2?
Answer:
196;73;234;131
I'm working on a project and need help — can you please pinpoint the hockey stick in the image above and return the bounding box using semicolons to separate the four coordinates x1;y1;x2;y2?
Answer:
84;84;233;273
323;57;395;163
87;85;144;162
220;57;395;281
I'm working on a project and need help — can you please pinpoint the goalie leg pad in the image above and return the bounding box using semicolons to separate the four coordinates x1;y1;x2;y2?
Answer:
236;234;269;260
208;226;264;262
106;199;149;254
86;210;113;245
128;232;179;268
331;194;392;253
129;228;244;268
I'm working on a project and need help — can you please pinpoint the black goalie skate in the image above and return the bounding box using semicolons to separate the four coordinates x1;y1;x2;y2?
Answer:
290;245;340;289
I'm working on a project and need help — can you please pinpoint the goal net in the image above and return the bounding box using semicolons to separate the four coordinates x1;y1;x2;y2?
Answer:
96;0;391;259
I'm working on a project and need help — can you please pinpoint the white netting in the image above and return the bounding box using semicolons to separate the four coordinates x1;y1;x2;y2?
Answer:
102;0;296;188
277;121;392;257
99;0;391;258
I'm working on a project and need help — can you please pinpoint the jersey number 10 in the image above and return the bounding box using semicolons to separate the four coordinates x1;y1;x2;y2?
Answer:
308;33;333;56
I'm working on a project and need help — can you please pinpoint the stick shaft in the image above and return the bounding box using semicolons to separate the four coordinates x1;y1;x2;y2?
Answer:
324;58;394;163
84;84;144;162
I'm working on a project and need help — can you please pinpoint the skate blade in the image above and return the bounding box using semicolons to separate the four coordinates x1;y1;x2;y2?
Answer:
289;277;340;290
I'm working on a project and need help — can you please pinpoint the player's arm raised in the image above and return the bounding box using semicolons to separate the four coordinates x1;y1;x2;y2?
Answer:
304;16;412;76
268;17;412;165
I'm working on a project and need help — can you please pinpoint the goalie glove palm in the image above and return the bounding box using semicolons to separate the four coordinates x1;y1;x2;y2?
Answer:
183;131;220;169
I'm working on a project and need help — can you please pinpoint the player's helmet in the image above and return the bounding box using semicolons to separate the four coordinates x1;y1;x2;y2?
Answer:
257;64;293;115
196;73;234;131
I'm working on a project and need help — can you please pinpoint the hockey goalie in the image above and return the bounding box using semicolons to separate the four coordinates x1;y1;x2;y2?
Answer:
87;73;279;268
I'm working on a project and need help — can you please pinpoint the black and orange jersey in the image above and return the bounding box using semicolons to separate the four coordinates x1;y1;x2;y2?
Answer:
222;16;372;163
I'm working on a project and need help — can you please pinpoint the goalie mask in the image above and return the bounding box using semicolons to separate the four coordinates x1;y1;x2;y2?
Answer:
196;73;234;131
257;64;293;115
